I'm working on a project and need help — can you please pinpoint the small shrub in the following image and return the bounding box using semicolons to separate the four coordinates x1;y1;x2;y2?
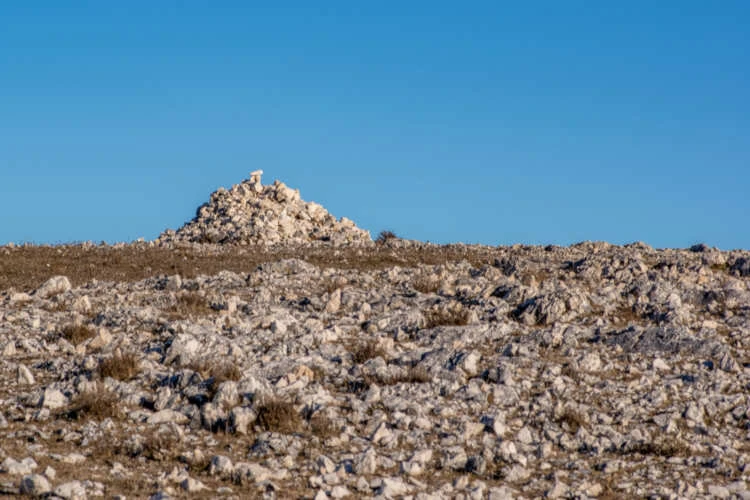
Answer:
212;362;242;385
423;305;471;329
375;230;398;245
307;412;337;439
100;352;140;381
189;360;242;386
412;274;441;294
62;383;119;420
140;431;180;461
556;407;587;433
351;340;387;364
61;324;96;345
256;399;302;434
166;292;215;319
344;378;371;394
375;366;431;385
399;366;431;384
121;428;181;462
43;300;69;312
620;438;691;458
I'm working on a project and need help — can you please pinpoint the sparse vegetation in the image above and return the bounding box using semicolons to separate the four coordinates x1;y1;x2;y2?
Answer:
0;244;503;293
256;398;302;433
375;230;399;245
61;323;96;345
100;351;141;381
555;407;587;433
61;383;120;420
306;411;337;439
122;428;181;462
375;366;431;385
351;340;388;364
412;273;441;294
166;291;215;319
189;360;243;386
619;437;691;458
423;304;472;328
43;299;69;312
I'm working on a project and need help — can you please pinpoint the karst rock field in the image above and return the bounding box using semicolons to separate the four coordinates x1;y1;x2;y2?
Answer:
1;172;750;499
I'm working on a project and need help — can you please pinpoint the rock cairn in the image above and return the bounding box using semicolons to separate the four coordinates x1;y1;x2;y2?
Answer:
158;170;371;246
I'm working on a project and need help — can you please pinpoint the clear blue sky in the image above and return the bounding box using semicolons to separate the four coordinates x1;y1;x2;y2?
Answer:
1;2;748;249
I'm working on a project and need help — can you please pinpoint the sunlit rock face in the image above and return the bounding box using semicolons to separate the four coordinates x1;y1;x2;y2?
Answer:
158;170;371;246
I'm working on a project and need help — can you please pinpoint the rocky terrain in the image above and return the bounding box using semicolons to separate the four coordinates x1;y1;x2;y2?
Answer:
1;174;750;499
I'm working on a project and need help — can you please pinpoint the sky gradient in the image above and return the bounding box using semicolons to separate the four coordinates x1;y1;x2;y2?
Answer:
1;2;748;249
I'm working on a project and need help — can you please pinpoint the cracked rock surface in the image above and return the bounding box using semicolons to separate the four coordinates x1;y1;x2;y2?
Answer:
1;239;749;498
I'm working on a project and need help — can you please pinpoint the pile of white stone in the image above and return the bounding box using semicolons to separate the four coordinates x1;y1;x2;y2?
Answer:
158;170;371;246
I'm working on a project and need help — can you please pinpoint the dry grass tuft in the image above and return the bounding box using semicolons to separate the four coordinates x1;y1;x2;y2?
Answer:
62;383;120;420
189;360;243;385
43;300;69;312
412;274;441;294
620;438;691;458
121;428;181;462
100;351;141;381
373;366;432;385
307;412;338;439
396;366;431;384
556;407;587;433
256;399;302;434
351;340;388;364
166;291;215;319
61;323;96;345
423;305;472;329
212;362;243;385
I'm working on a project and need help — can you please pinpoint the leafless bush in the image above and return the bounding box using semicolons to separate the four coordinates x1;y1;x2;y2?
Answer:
61;324;96;345
351;340;387;364
423;305;471;328
307;412;337;439
256;399;302;434
189;360;242;386
62;383;119;420
100;351;140;381
375;366;432;385
166;291;215;319
556;407;587;433
375;230;398;245
412;274;441;294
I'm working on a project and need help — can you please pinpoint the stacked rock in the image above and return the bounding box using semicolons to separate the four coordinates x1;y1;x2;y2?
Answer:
158;171;371;246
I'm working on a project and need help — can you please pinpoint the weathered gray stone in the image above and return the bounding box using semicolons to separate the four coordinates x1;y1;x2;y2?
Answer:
20;474;51;496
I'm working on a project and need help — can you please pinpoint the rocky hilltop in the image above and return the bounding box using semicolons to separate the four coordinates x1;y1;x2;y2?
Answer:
1;178;750;499
158;171;371;246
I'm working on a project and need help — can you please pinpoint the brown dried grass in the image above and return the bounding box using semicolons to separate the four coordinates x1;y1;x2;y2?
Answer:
61;324;96;345
256;399;302;434
351;340;388;364
0;244;503;292
100;351;141;381
423;306;472;328
412;274;441;294
166;291;215;319
62;383;120;420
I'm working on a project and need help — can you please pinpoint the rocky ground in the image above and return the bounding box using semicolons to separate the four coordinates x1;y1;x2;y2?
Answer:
1;174;750;499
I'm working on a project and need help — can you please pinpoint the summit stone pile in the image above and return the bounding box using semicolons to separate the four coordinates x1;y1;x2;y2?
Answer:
158;170;371;246
1;174;750;498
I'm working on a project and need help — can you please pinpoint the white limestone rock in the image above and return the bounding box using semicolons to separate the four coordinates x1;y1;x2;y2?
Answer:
35;276;72;299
